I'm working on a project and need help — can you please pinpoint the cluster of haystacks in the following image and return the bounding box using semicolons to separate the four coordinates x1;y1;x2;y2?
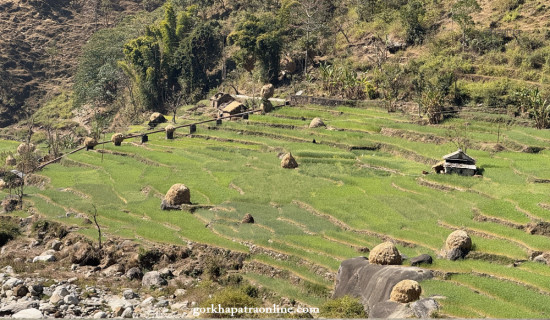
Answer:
281;153;298;169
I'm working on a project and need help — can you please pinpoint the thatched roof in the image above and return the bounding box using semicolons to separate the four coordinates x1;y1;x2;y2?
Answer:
222;101;245;113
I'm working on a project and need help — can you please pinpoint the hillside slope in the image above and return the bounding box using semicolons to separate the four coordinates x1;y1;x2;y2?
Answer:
0;0;141;127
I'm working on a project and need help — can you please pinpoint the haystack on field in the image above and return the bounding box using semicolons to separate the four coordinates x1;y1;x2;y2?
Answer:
2;103;550;317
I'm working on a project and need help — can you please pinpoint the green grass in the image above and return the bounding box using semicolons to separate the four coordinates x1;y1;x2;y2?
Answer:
5;104;550;317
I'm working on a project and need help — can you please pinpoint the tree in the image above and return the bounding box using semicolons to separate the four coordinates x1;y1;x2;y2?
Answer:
280;0;331;76
376;64;405;112
400;0;426;45
446;124;472;153
517;87;550;129
228;13;282;83
91;204;102;250
452;0;481;44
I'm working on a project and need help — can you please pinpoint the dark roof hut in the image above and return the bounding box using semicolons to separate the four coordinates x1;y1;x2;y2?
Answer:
432;149;477;176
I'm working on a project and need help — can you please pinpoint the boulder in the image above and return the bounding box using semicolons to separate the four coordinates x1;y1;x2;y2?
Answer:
13;284;28;297
390;279;422;303
410;254;433;266
261;84;274;100
49;287;69;305
12;308;42;319
17;143;35;155
93;311;108;319
281;153;298;169
309;117;325;128
369;242;402;265
50;240;62;251
83;137;98;148
5;155;16;166
28;284;43;296
123;289;137;300
0;301;39;316
164;184;191;206
241;213;254;224
122;307;133;318
111;133;124;146
32;255;56;263
126;267;143;280
141;271;167;287
369;298;438;318
333;257;432;310
64;294;79;305
3;277;23;289
444;230;472;260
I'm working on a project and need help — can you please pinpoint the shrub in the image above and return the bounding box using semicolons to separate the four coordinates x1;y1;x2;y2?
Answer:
0;219;20;247
320;295;366;318
199;287;260;318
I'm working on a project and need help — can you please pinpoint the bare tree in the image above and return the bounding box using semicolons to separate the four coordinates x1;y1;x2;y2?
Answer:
285;0;330;76
92;204;102;250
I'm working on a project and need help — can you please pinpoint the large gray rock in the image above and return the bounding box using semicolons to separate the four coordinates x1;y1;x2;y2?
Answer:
3;277;23;290
12;308;43;319
333;257;433;312
142;271;167;287
410;254;433;266
0;301;39;316
125;267;143;280
33;255;56;263
49;287;69;305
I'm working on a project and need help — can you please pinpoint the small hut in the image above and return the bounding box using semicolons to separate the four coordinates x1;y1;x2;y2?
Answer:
222;101;246;118
210;93;234;109
432;149;477;176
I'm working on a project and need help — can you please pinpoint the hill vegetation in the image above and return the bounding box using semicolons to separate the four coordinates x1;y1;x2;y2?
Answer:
2;0;550;317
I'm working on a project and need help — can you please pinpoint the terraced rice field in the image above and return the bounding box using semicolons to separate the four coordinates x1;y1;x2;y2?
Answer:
4;103;550;317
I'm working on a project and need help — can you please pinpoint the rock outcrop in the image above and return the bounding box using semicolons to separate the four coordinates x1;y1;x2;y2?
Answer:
333;257;434;317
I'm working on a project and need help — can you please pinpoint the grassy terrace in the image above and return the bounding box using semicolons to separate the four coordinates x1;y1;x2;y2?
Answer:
3;104;550;317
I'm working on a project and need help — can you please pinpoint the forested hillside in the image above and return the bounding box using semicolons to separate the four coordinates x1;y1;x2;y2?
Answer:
1;0;549;134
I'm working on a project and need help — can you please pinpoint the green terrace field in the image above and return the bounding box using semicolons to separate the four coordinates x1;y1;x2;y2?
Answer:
4;104;550;317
